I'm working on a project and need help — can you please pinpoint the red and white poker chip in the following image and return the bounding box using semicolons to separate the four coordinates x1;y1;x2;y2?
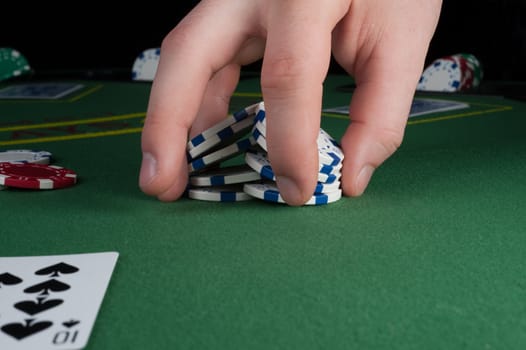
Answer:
0;163;77;190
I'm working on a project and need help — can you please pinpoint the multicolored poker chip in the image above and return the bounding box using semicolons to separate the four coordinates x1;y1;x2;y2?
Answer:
417;53;483;92
0;163;77;190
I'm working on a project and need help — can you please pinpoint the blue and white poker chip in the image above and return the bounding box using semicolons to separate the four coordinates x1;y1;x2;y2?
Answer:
417;57;462;92
189;164;261;186
254;103;344;166
314;181;341;194
185;100;344;205
243;182;342;205
244;151;275;181
187;102;260;151
188;184;253;202
319;162;343;175
317;129;344;166
252;127;342;176
254;110;266;134
187;115;256;159
131;48;161;82
0;149;52;164
251;126;268;151
189;136;256;173
244;150;341;184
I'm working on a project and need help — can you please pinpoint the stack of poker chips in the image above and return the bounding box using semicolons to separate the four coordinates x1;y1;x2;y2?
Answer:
417;53;483;92
0;149;77;190
186;102;344;205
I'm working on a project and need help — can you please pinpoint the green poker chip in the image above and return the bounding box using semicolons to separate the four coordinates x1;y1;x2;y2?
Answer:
0;47;32;82
459;52;483;82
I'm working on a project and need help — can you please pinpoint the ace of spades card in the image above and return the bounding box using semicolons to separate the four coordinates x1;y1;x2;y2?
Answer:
0;252;118;350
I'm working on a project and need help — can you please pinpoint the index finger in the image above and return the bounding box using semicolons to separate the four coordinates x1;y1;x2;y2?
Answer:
139;1;257;201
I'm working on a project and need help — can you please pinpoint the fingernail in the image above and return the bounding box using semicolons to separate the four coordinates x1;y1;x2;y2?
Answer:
356;165;375;195
275;175;302;206
139;152;157;187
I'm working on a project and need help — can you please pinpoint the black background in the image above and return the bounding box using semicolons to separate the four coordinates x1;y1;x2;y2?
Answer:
2;1;525;81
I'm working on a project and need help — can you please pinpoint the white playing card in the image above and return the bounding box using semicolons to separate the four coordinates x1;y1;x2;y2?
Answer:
0;251;119;350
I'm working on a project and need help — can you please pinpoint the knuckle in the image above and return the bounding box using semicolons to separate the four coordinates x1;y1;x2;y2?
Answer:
377;126;404;157
261;55;307;92
161;30;184;52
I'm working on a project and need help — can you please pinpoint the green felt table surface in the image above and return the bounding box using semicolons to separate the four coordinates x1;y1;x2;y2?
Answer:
1;75;525;349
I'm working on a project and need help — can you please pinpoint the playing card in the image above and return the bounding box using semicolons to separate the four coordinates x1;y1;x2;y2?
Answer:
0;83;84;99
322;98;469;118
408;98;470;117
0;252;119;350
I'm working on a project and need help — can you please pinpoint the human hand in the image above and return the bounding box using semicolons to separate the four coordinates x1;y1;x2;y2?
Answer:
139;0;442;205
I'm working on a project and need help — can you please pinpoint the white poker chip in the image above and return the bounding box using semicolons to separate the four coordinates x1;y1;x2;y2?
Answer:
187;115;256;159
252;127;342;175
243;182;342;205
244;150;341;183
187;102;260;152
314;181;341;194
183;100;344;205
188;184;253;202
254;113;266;134
417;57;462;92
189;164;261;186
131;48;161;81
244;151;275;181
319;161;343;175
316;129;344;166
255;101;266;114
318;171;341;184
0;149;52;164
251;126;268;151
189;136;256;173
254;104;344;166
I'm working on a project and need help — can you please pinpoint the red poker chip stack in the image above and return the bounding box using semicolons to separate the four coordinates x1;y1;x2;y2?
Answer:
0;158;77;190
